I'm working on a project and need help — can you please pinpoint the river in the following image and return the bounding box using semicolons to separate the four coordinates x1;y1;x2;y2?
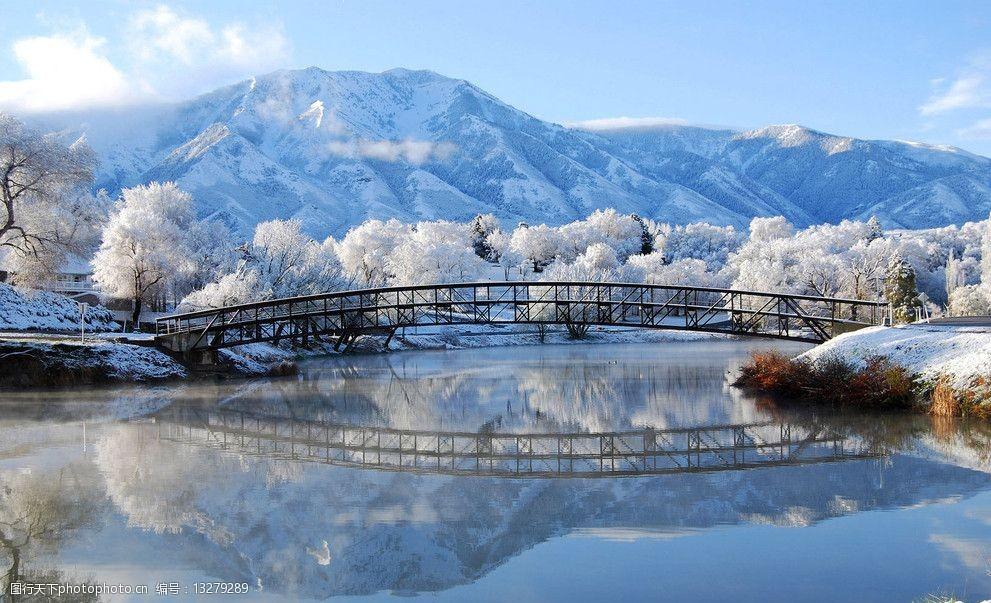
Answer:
1;339;990;601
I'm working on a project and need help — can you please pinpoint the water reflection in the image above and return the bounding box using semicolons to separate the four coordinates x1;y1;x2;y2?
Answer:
2;341;991;600
152;406;880;477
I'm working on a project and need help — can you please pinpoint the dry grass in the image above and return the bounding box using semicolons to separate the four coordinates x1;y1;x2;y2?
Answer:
735;350;916;409
929;375;961;417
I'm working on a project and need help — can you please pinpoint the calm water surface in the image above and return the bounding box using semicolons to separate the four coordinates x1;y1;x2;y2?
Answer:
2;340;991;602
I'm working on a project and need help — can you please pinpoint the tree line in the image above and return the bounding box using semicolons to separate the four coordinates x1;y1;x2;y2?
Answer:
3;113;991;327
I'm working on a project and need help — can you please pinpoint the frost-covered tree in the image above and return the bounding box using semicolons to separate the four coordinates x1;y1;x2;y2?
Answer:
0;114;99;285
945;248;965;302
544;243;622;282
797;253;845;297
386;221;485;285
948;284;990;317
337;219;410;285
510;223;561;273
884;255;923;324
542;243;622;338
484;229;521;279
180;219;346;310
92;182;204;326
748;216;794;243
865;215;883;243
626;254;713;287
557;209;644;261
659;222;743;268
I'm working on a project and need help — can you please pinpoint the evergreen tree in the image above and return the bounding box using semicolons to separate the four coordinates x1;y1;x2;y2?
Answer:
865;215;883;242
884;255;922;324
469;214;499;260
631;214;653;255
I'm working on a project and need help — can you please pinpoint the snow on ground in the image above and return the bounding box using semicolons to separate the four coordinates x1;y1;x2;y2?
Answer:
800;324;991;387
0;339;186;385
219;342;296;375
0;283;118;331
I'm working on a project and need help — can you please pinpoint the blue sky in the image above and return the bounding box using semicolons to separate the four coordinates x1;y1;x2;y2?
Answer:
2;1;991;155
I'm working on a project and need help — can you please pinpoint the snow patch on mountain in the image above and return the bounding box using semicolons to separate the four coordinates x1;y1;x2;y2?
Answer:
22;68;991;238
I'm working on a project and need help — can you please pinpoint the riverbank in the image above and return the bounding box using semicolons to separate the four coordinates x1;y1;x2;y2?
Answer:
0;325;729;388
736;323;991;418
0;339;187;388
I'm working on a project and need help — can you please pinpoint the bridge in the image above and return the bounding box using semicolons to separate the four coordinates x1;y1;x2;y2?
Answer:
155;281;888;354
152;406;882;478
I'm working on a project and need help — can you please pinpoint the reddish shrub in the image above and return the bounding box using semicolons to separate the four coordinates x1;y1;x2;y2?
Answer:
735;350;917;410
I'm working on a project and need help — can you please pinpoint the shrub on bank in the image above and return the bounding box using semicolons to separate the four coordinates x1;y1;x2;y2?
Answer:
928;375;991;420
734;351;916;409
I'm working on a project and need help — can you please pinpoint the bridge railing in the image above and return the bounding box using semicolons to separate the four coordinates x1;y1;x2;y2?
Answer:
152;406;882;477
155;281;888;351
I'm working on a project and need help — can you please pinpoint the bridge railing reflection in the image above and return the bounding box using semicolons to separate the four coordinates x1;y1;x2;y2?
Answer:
151;407;883;477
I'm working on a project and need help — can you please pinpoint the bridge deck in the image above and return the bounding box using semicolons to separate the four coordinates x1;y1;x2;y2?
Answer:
155;281;888;352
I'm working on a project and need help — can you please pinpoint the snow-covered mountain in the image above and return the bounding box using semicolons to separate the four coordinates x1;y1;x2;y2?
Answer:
29;67;991;237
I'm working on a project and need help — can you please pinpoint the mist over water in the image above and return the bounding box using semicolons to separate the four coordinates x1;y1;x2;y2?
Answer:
2;340;990;602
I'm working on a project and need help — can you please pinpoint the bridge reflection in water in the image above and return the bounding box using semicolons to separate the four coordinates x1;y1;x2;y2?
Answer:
152;407;882;477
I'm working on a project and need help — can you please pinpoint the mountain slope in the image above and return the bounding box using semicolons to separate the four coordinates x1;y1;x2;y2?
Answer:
28;68;991;237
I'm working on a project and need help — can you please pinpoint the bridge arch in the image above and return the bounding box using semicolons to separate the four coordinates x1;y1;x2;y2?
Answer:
155;281;887;353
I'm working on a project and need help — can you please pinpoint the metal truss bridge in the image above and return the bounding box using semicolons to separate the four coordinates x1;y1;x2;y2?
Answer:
151;406;881;478
155;281;887;353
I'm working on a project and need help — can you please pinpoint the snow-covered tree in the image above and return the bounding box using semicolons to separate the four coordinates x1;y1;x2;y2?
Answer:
337;219;411;285
945;248;965;302
797;253;845;297
0;114;99;286
510;224;561;273
748;216;794;243
470;213;500;259
542;243;623;338
555;209;644;262
948;284;990;317
180;219;346;310
544;243;622;282
484;229;523;279
386;222;485;285
631;214;654;255
659;222;743;269
92;182;202;326
865;215;883;243
626;254;713;288
884;255;923;324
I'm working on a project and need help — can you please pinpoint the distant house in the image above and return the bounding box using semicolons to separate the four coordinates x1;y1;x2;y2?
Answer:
0;253;102;305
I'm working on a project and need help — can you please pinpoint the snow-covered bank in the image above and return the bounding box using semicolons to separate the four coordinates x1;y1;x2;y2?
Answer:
0;283;118;331
0;339;186;388
800;324;991;387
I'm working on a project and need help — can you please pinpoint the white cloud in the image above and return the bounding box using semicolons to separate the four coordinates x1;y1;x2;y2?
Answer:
129;5;289;75
130;5;215;64
564;116;689;131
0;5;290;114
957;117;991;139
0;31;137;113
920;55;991;116
325;139;457;165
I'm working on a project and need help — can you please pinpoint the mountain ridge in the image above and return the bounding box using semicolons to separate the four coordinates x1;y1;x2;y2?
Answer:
24;67;991;237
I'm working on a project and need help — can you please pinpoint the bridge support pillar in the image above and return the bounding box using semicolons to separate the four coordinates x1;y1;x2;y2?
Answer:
182;349;218;367
383;327;398;350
